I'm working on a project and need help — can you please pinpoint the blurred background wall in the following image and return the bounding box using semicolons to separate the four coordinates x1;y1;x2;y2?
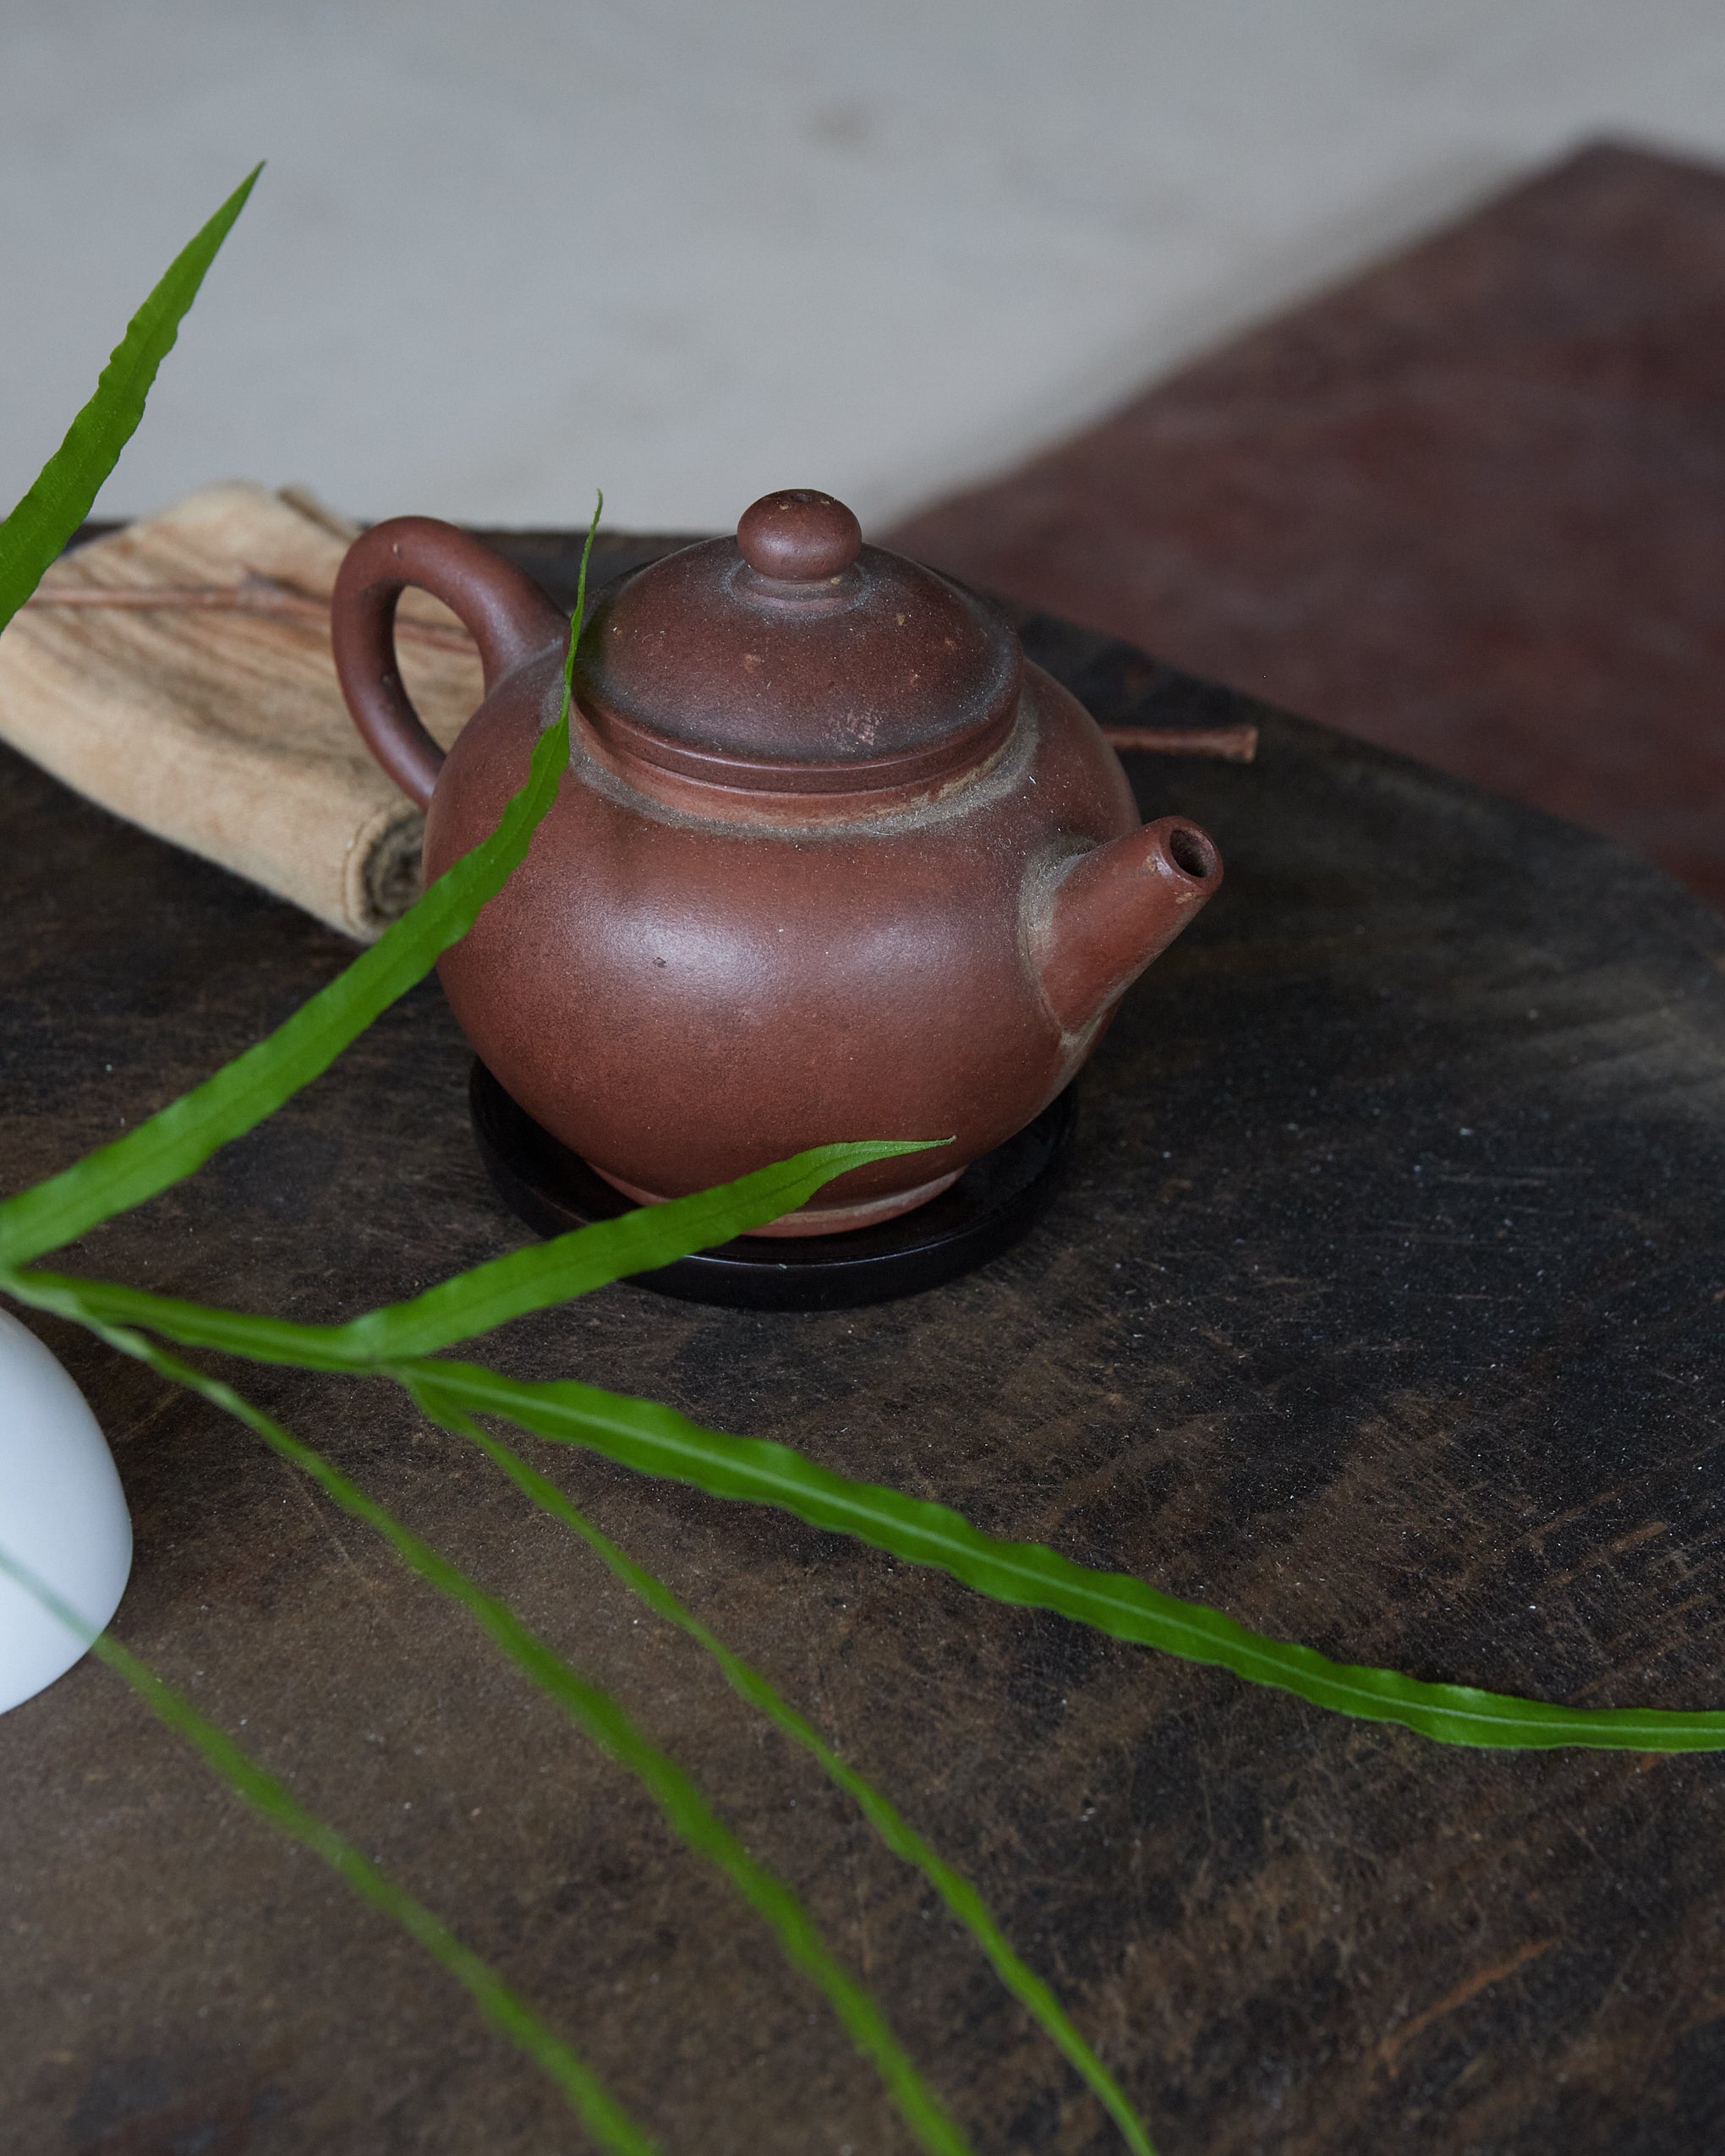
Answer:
4;0;1725;532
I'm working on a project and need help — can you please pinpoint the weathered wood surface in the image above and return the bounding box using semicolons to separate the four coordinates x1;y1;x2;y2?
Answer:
1;534;1722;2156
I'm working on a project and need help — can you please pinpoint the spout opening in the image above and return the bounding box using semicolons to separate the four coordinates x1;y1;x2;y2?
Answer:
1165;823;1220;882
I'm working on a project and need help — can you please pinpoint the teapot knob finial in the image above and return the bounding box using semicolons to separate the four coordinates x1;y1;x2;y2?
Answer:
737;490;862;582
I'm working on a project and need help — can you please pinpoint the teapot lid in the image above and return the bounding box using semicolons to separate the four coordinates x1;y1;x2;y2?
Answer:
575;490;1022;796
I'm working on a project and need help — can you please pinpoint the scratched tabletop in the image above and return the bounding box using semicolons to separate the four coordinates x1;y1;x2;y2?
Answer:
1;521;1721;2154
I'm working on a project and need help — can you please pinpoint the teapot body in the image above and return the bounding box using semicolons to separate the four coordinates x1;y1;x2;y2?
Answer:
332;496;1222;1236
425;648;1139;1231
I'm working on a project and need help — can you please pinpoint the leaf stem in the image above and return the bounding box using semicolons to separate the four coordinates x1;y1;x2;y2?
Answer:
434;1403;1158;2156
0;1537;658;2156
59;1317;974;2156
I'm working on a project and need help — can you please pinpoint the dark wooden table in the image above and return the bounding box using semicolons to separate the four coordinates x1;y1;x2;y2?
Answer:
2;513;1722;2153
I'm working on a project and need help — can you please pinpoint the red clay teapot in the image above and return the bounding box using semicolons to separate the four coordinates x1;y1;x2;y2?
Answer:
332;490;1221;1235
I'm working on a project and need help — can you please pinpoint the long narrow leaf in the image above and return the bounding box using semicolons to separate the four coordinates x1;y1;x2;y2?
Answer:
11;1259;1721;1754
0;167;261;634
331;1136;944;1354
3;1135;942;1367
0;1540;656;2156
397;1359;1725;1755
10;1258;1721;1754
0;501;602;1270
0;711;561;1263
68;1320;973;2156
435;1404;1158;2156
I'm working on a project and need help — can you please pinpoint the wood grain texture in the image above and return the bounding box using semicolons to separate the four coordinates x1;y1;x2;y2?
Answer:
1;533;1722;2155
889;140;1725;911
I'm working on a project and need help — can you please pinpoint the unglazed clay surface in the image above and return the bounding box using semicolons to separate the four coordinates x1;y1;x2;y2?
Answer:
332;494;1220;1228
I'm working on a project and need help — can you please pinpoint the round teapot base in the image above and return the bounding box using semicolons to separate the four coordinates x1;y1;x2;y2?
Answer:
589;1161;967;1238
468;1060;1076;1311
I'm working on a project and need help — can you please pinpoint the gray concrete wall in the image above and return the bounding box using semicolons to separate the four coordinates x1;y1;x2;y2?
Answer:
4;0;1724;532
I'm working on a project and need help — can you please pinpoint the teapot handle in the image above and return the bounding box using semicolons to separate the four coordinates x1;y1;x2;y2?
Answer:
331;516;568;809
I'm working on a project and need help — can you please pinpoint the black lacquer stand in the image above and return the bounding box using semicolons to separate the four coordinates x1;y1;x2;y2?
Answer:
468;1059;1076;1311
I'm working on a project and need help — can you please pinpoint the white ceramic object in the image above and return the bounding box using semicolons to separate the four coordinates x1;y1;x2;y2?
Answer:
0;1308;132;1714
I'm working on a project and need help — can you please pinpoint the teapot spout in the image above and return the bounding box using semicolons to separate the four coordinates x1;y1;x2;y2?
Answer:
1033;816;1223;1033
